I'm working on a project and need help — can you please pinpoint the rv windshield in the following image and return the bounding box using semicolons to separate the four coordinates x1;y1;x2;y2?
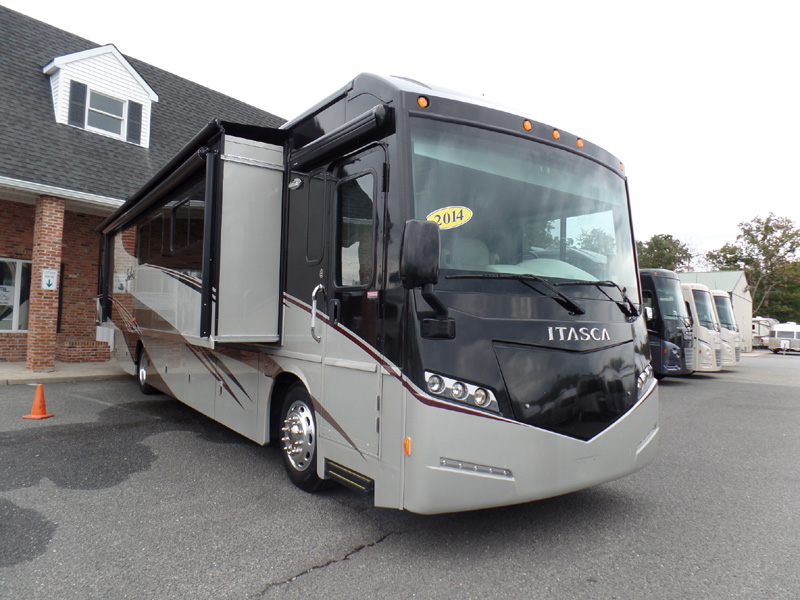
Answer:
712;295;737;330
692;289;720;330
653;276;690;322
410;118;637;295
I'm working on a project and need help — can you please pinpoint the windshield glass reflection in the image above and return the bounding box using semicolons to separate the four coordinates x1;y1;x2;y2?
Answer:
411;118;638;296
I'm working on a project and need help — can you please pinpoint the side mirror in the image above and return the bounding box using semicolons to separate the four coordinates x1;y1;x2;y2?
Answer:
644;306;654;322
400;219;440;289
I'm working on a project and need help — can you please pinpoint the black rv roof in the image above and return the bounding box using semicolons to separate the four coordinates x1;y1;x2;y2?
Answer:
283;73;625;175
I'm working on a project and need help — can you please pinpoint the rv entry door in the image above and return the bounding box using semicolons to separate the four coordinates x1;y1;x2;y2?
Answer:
319;145;386;458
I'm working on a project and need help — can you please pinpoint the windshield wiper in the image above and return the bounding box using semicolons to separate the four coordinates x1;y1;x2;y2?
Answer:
554;280;639;319
446;273;585;315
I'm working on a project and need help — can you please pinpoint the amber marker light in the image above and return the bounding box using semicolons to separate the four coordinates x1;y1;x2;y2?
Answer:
523;120;532;131
417;96;430;108
552;129;561;140
576;138;584;149
404;437;412;456
620;162;625;171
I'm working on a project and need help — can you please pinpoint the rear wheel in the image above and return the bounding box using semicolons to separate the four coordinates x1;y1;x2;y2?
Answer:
280;384;330;492
137;347;158;395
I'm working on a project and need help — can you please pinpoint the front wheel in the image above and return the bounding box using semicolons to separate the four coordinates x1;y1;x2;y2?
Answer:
280;384;330;493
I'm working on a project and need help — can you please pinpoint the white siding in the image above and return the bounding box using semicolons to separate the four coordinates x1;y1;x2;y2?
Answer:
48;69;61;119
47;49;154;148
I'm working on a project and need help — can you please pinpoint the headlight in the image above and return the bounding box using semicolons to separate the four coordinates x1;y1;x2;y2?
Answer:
637;364;654;394
424;372;500;413
427;374;445;394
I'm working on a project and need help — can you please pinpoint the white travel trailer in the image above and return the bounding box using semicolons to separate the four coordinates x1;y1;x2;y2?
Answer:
96;74;658;514
768;322;800;353
681;283;722;372
752;316;778;348
711;290;740;367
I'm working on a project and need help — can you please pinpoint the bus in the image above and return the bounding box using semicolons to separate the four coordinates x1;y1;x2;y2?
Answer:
710;290;741;366
768;322;800;353
96;73;658;514
639;269;693;377
681;283;722;372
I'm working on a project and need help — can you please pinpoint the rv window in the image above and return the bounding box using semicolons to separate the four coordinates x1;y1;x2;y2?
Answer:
642;290;656;316
169;179;205;254
337;173;375;287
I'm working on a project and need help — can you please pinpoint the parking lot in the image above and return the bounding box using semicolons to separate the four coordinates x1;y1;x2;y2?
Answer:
2;352;799;599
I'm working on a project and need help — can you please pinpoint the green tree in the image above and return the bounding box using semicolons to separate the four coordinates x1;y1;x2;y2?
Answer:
636;234;693;271
578;228;616;254
764;261;800;322
706;213;800;315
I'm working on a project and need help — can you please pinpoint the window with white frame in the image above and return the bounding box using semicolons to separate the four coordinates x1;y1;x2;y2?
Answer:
0;259;32;332
87;90;124;135
68;80;143;144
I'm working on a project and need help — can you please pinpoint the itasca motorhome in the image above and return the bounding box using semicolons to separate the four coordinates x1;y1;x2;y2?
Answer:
97;74;658;514
639;269;693;377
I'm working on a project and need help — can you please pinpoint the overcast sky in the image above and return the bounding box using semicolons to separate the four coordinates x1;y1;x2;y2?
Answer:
6;0;798;257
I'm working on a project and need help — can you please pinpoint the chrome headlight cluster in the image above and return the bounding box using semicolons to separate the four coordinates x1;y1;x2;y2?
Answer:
637;364;654;395
424;372;500;413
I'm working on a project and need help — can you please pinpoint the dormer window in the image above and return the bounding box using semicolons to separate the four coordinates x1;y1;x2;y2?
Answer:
88;90;124;134
44;45;158;148
67;81;143;143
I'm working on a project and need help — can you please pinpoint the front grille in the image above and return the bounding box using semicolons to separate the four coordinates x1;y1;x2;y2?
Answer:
735;347;741;362
715;349;722;366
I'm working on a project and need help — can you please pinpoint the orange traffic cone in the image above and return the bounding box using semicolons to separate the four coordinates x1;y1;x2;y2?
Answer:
23;384;54;419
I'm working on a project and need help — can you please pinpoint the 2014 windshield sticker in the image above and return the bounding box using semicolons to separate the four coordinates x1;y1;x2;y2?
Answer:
426;206;473;230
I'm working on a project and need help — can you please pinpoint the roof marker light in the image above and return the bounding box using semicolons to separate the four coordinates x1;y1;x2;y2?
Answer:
523;120;532;131
417;96;430;108
620;162;625;171
576;138;584;149
552;129;561;140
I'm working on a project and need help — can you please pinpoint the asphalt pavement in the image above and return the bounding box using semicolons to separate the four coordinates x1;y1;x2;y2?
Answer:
1;351;798;599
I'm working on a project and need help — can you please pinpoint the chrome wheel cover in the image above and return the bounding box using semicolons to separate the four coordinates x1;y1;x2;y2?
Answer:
138;355;148;387
281;400;315;471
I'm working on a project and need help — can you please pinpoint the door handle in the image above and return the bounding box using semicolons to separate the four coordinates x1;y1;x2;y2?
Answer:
311;284;325;343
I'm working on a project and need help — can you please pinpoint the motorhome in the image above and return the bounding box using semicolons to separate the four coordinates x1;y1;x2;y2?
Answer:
768;322;800;353
97;74;658;514
681;282;722;372
639;269;693;377
710;290;741;366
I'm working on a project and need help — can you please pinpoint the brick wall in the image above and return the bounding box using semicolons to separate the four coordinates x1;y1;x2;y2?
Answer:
0;199;35;258
26;196;65;370
57;210;109;362
1;198;112;364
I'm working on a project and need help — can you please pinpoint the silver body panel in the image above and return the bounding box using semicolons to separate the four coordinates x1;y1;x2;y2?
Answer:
215;136;282;343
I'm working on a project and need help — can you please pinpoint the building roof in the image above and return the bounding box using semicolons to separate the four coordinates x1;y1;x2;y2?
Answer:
0;6;284;212
677;271;749;294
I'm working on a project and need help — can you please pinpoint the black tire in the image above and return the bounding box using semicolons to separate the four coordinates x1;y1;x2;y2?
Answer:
279;384;330;493
137;347;158;395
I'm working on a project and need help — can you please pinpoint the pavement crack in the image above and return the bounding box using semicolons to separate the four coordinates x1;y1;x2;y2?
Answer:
252;530;403;598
